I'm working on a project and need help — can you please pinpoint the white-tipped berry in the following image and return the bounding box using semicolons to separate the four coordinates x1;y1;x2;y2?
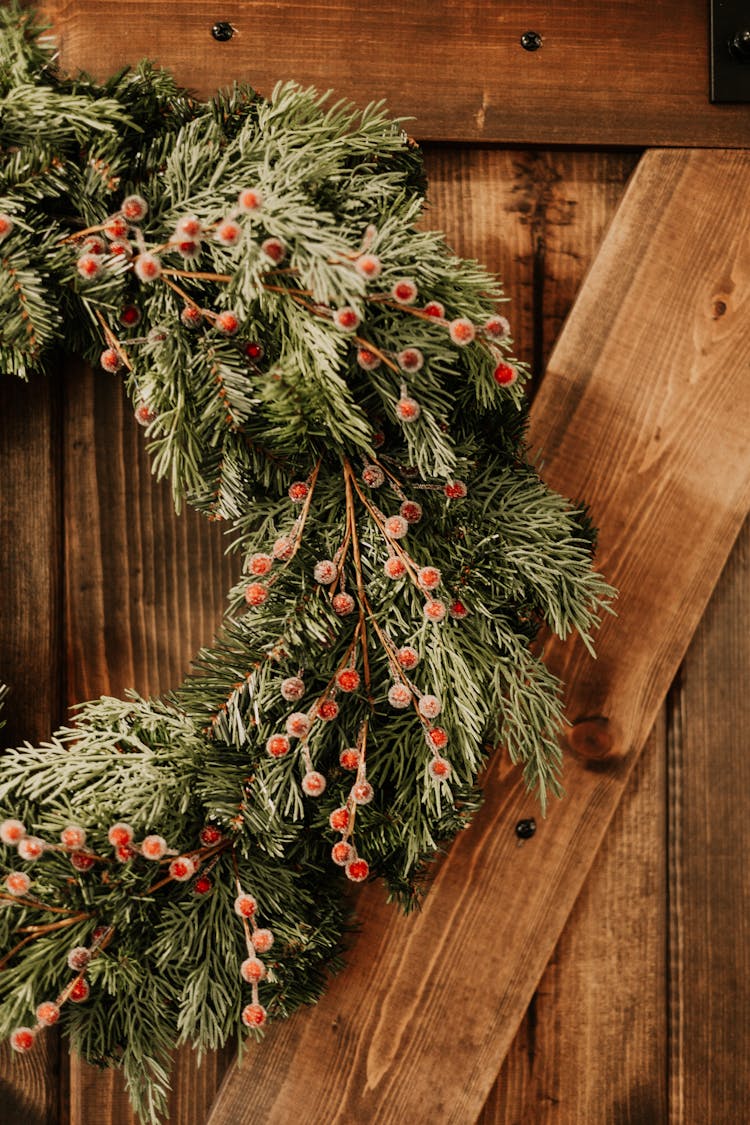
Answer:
388;683;412;709
429;756;452;780
449;317;476;345
400;500;422;523
398;347;424;373
0;213;14;242
35;1001;60;1026
133;252;162;282
391;278;418;304
333;306;360;332
176;215;202;238
336;668;360;693
82;235;106;255
280;676;305;702
244;583;268;607
397;645;420;670
234;892;257;918
108;823;133;847
331;592;355;616
313;559;337;585
384;556;407;579
248;552;273;576
286;712;311;738
67;947;91;972
214;219;242;247
135;401;156;426
423;300;445;319
141;835;168;860
60;825;86;850
396;395;421;423
103;216;129;240
418;565;441;590
241;1002;267;1027
252;928;274;953
288;480;309;502
317;699;339;721
5;871;31;896
76;253;103;281
238;187;264;213
0;819;26;845
99;348;122;373
362;464;385;488
240;956;266;983
427;726;449;750
266;734;291;758
121;195;148;223
17;837;44;861
384;515;409;539
354;253;381;279
261;237;286;263
351;780;374;805
69;978;90;1003
70;851;95;871
329;806;350;831
356;347;381;371
108;238;132;257
10;1028;35;1053
485;314;510;338
215;310;241;336
449;600;469;619
424;599;447;622
339;747;360;770
301;771;326;797
331;840;354;865
175;237;201;258
418;694;442;719
444;480;468;500
181;305;203;328
169;856;196;881
345;857;370;882
272;536;294;561
493;361;518;386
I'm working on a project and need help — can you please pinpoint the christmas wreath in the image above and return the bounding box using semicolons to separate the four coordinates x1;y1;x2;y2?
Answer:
0;6;612;1120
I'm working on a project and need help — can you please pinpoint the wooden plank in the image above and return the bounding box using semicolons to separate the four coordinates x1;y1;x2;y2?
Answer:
62;361;239;1124
668;516;750;1124
480;722;668;1123
206;148;750;1125
0;373;62;1122
42;0;750;148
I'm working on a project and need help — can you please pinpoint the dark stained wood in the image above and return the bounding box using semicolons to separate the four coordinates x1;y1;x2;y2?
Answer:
61;360;239;1124
668;516;750;1125
0;373;63;1122
41;0;750;148
206;148;750;1125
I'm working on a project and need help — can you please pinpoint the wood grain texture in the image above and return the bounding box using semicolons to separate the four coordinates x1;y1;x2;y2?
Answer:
61;361;239;1124
41;0;750;147
668;517;750;1125
0;372;63;1125
207;148;750;1125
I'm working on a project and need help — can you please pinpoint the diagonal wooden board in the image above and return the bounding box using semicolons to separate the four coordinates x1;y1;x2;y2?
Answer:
207;148;750;1124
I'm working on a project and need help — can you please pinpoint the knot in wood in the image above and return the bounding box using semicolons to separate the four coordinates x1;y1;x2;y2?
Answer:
568;716;614;761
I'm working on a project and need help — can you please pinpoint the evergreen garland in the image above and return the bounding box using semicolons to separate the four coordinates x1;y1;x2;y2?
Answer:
0;6;613;1119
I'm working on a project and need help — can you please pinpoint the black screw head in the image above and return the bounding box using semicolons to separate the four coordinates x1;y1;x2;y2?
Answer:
730;29;750;61
515;817;536;840
520;30;543;52
211;21;235;42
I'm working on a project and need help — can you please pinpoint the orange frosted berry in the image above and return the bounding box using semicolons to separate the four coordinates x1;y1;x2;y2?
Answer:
252;928;274;953
493;361;518;386
331;841;354;866
248;553;273;576
391;278;418;304
215;219;242;246
449;600;469;619
354;253;381;279
70;851;95;871
280;676;305;702
76;253;102;280
384;515;408;539
240;957;266;983
5;871;31;896
241;1002;267;1027
333;306;360;332
339;748;360;770
36;1001;60;1026
135;402;156;427
395;395;421;423
0;818;26;845
234;892;258;918
0;213;14;242
313;559;337;585
121;195;148;223
82;235;106;255
115;844;136;863
238;187;264;212
244;583;268;607
108;238;132;256
429;756;452;780
272;536;294;560
427;726;449;750
484;314;510;339
345;857;370;882
169;856;196;881
17;837;44;861
356;347;381;371
329;807;350;831
103;216;129;240
288;480;309;502
384;556;407;579
69;978;90;1003
10;1028;35;1053
423;300;445;319
133;252;162;282
424;599;447;622
266;734;291;758
99;348;121;373
351;780;374;805
332;592;355;616
398;347;424;373
336;669;360;693
108;822;133;847
176;215;203;238
388;683;412;709
216;310;241;336
418;694;442;719
362;464;385;488
397;645;420;670
286;712;311;738
181;305;203;328
418;566;441;590
448;317;476;345
261;237;286;263
141;835;168;860
60;825;87;850
317;699;339;721
67;947;91;972
194;875;212;894
199;824;223;846
444;480;468;499
400;500;422;523
176;238;200;258
302;771;327;797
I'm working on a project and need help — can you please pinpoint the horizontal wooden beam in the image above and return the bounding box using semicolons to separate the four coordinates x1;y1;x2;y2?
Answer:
44;0;750;146
206;148;750;1123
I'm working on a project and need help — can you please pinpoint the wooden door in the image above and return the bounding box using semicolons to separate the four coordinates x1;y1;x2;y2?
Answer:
2;3;749;1122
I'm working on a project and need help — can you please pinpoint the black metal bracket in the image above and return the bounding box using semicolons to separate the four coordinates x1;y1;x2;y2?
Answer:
710;0;750;103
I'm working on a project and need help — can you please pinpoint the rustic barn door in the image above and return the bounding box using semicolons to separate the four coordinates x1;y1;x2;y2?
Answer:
2;3;749;1122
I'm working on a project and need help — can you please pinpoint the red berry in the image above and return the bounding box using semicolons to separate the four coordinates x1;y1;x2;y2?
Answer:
384;556;406;580
103;216;129;240
181;305;203;328
248;553;273;576
107;238;132;257
266;734;291;758
339;748;360;770
0;213;14;242
76;253;102;280
427;726;449;749
331;592;355;616
391;278;418;305
397;645;420;670
176;238;201;258
17;837;44;861
286;712;311;738
99;348;121;373
400;500;422;523
301;771;326;797
493;361;517;386
424;599;447;622
133;253;162;282
418;566;441;590
215;219;242;247
176;215;202;238
82;236;105;255
241;1003;267;1027
345;857;370;882
331;841;354;866
119;305;141;327
67;946;91;972
418;694;442;719
398;347;424;373
354;253;381;279
384;515;408;540
484;314;510;339
449;318;476;345
449;601;469;619
169;856;196;881
70;852;95;872
10;1028;35;1052
244;341;264;361
280;676;305;702
121;195;148;223
333;307;360;332
69;978;90;1003
234;893;257;918
5;871;30;896
388;683;412;709
362;464;385;488
423;300;445;319
429;756;452;780
199;825;223;846
35;1001;60;1027
0;818;26;845
261;237;286;263
135;402;156;427
238;188;264;212
329;807;350;831
317;699;339;721
313;559;337;585
288;481;309;502
336;669;360;693
444;481;468;499
396;396;420;423
272;536;294;561
240;957;266;983
216;310;241;336
252;928;274;953
356;347;381;371
244;583;268;607
141;834;167;860
194;875;212;894
351;780;374;805
115;844;136;863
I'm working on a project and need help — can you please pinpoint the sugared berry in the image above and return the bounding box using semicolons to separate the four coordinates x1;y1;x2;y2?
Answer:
135;402;156;427
286;712;311;738
493;361;517;386
351;780;374;805
362;464;385;488
108;822;133;847
449;601;469;619
176;238;201;258
423;300;445;319
0;214;14;242
248;553;273;576
333;307;360;332
331;592;355;616
216;310;240;336
234;893;257;918
313;559;337;585
60;825;86;850
70;852;95;872
244;342;264;361
194;875;212;894
339;748;360;770
400;501;422;523
429;756;452;780
199;825;223;846
288;481;309;502
424;599;447;622
280;676;305;702
345;857;370;882
10;1028;35;1052
119;305;141;327
241;1002;267;1027
331;841;354;866
384;515;408;539
261;237;286;263
141;835;167;860
397;645;420;670
108;238;132;256
181;305;203;328
336;669;360;693
252;928;274;953
384;556;406;579
388;683;412;709
418;566;441;590
391;278;418;305
266;734;291;758
17;837;44;861
427;727;449;749
396;396;421;423
82;236;106;255
121;195;148;223
238;188;264;212
0;819;26;845
99;348;122;373
215;219;242;247
67;947;91;972
69;978;90;1003
240;957;266;983
356;347;381;371
272;536;294;561
398;347;424;373
301;771;326;797
36;1001;60;1026
485;314;510;338
76;253;102;280
329;807;350;831
103;216;129;240
115;844;136;863
354;253;381;279
317;699;339;721
449;318;476;345
169;856;196;881
418;694;442;719
244;583;268;607
444;481;468;499
133;253;162;282
176;215;202;238
5;871;30;896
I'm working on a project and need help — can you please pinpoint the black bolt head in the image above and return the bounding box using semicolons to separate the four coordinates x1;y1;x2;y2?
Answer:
212;21;235;42
520;30;543;52
515;817;536;840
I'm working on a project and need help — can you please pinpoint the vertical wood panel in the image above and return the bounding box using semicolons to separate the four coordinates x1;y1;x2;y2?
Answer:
62;360;239;1124
0;373;63;1123
668;517;750;1125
